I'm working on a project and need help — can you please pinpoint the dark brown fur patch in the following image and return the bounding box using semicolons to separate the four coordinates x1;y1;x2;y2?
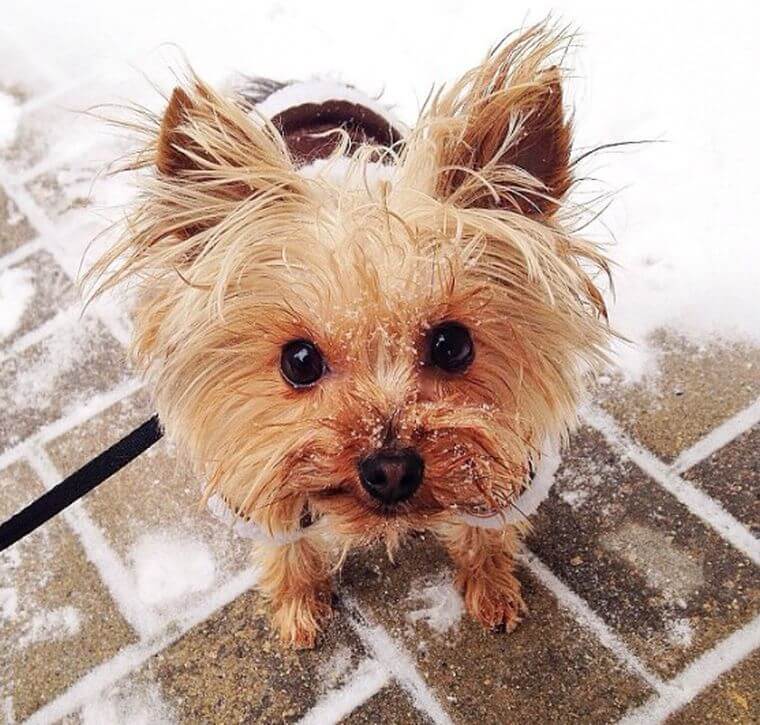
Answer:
271;99;404;166
498;71;571;215
156;87;196;176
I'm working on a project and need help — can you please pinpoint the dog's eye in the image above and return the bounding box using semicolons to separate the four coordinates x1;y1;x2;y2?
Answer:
427;322;474;373
280;339;326;387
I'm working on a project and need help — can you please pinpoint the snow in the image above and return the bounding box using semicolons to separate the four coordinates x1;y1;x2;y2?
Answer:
0;267;35;340
0;586;18;620
128;530;216;607
0;90;20;147
666;617;695;648
559;488;590;510
317;645;355;690
406;573;464;634
80;681;176;725
7;319;89;409
19;605;82;647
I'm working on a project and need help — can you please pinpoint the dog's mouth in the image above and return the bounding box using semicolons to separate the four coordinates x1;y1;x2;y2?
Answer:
294;442;532;533
310;478;454;523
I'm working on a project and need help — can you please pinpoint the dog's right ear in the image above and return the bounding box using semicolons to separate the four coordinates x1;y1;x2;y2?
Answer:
151;81;309;240
156;87;198;177
85;79;312;300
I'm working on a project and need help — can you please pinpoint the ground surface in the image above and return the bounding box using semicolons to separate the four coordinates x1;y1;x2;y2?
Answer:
1;8;759;724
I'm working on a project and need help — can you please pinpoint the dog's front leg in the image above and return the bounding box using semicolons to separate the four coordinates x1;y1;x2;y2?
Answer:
437;521;526;632
252;531;333;648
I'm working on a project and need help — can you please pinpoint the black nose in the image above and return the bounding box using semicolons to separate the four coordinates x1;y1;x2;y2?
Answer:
358;449;424;504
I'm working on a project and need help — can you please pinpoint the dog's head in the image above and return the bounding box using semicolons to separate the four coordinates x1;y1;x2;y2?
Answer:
91;25;611;544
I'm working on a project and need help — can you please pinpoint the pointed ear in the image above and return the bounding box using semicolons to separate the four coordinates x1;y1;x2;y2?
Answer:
151;81;307;240
156;87;197;176
433;28;572;217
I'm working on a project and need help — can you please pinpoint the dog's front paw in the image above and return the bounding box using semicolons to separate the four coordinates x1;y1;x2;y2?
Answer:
271;589;333;649
456;568;526;633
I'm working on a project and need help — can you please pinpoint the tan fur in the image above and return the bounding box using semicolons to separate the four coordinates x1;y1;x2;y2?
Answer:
437;521;526;631
253;531;333;648
86;23;613;647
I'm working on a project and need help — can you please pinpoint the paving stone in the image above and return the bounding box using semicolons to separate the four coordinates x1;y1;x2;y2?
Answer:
45;391;252;620
0;185;37;255
0;250;75;349
342;684;431;724
139;589;368;723
0;315;128;453
0;461;136;722
341;537;652;725
668;650;760;724
527;425;760;679
683;425;760;536
596;330;760;462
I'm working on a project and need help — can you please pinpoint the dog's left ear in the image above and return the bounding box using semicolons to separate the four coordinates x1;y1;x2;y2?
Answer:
431;27;571;217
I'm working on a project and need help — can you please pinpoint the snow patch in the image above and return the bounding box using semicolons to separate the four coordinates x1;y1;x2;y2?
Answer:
0;586;18;620
602;522;705;603
2;697;13;725
6;320;89;410
0;267;35;340
666;617;694;648
5;198;24;226
81;681;176;725
19;605;82;647
317;645;354;691
559;488;590;510
0;90;20;147
406;573;464;634
129;530;216;607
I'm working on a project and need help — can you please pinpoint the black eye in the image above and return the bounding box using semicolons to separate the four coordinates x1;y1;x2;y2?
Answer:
427;322;474;373
280;339;326;388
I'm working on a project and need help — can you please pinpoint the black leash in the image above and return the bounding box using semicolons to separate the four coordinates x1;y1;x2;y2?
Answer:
0;415;163;552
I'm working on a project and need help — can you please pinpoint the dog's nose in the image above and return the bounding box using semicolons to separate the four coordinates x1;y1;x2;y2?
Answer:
358;449;424;504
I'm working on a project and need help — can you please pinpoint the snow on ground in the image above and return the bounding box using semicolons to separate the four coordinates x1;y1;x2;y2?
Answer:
0;267;35;339
18;605;82;648
80;681;176;725
406;571;465;634
129;530;216;608
7;320;91;409
0;90;20;147
4;1;760;380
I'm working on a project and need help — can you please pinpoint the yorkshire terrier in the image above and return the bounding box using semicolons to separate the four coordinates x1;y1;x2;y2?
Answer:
90;23;611;648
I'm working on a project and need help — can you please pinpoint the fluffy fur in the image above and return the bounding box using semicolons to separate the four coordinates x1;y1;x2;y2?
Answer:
87;23;612;647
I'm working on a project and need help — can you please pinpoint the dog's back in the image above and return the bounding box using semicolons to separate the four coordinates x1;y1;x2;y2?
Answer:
239;78;405;168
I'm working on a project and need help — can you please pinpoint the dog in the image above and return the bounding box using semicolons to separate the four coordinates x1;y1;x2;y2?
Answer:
89;23;612;648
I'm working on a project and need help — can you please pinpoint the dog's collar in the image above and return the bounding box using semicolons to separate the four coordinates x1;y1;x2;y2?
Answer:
205;491;307;545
